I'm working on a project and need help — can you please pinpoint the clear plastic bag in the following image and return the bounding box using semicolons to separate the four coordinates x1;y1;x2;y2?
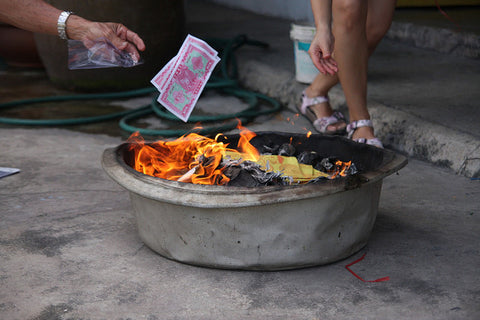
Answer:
67;38;143;70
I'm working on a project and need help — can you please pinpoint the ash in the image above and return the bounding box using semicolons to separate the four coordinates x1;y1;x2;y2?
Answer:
222;158;289;187
222;143;358;187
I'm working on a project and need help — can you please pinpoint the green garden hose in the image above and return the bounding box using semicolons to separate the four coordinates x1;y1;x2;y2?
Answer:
0;35;281;137
0;88;156;126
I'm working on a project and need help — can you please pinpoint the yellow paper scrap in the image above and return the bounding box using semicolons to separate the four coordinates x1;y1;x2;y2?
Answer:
224;151;330;182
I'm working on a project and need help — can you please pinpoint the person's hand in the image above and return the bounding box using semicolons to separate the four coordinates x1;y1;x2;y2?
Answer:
308;28;338;75
67;16;146;61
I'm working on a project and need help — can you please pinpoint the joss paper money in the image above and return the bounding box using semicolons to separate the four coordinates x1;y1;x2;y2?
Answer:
151;54;177;92
156;38;220;122
151;35;218;93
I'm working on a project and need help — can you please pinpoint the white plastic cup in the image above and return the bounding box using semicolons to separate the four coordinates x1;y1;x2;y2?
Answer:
290;24;319;84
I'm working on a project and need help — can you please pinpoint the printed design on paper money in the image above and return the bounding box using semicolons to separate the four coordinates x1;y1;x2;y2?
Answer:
161;44;217;114
150;34;220;122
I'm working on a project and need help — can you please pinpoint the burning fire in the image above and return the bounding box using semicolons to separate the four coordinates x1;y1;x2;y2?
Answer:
330;160;352;179
127;125;354;186
127;125;259;185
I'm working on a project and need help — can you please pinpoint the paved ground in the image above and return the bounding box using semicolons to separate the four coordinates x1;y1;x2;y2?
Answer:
1;1;479;319
1;128;479;320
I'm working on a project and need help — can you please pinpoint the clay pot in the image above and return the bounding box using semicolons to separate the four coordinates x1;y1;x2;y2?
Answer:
0;23;43;68
34;0;185;92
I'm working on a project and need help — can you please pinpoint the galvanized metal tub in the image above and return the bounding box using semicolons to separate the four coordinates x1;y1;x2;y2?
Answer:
102;133;407;270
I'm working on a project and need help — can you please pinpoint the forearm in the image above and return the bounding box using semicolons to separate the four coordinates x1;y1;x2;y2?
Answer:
0;0;61;34
0;0;145;57
308;0;337;74
310;0;332;31
0;0;96;41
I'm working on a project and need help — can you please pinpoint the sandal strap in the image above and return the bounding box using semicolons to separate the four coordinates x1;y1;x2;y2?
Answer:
347;119;384;148
353;137;384;149
312;111;345;132
346;119;373;138
300;90;328;115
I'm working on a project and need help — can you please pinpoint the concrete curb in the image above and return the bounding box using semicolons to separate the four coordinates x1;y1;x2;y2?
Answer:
386;22;480;59
369;102;480;177
238;60;480;178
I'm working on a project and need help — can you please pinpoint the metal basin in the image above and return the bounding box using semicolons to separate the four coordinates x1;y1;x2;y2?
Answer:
102;133;407;270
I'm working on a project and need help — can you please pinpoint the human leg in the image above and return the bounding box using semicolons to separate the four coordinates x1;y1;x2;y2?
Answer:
301;73;345;134
303;0;396;137
366;0;397;54
306;0;396;92
339;0;396;145
331;0;370;141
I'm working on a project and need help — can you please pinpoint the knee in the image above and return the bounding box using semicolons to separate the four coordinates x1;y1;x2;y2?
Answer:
333;0;365;32
366;21;392;47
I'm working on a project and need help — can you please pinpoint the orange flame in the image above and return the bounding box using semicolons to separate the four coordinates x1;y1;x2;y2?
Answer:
127;126;259;185
236;123;259;162
126;126;353;185
329;160;352;179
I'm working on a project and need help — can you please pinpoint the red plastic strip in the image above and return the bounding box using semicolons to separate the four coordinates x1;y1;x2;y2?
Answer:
345;253;390;283
434;0;461;32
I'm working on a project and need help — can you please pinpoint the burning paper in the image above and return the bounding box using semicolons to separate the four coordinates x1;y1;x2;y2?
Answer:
151;35;220;122
126;127;357;187
225;151;331;182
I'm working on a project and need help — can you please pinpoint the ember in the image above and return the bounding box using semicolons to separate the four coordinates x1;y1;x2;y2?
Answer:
126;126;356;186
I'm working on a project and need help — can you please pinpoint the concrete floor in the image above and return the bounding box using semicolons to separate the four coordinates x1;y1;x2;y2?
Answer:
1;1;479;319
0;127;479;319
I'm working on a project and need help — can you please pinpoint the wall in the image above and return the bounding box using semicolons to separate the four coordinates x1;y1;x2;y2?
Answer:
203;0;314;23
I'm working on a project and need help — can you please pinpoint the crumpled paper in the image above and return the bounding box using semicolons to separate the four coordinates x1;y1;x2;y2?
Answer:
224;151;330;183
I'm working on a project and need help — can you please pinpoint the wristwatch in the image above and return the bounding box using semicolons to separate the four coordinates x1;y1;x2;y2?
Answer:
57;11;73;40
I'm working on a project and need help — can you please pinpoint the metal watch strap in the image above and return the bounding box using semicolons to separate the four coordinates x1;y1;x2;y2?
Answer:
57;11;73;40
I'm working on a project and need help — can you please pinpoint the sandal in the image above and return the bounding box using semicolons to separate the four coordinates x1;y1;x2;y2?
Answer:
346;119;383;148
298;90;346;135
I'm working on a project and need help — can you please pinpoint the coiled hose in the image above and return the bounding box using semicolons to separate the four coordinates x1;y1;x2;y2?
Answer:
0;35;282;137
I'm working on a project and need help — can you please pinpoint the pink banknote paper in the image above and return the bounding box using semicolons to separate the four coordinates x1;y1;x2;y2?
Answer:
151;35;218;92
157;42;219;122
150;35;220;122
